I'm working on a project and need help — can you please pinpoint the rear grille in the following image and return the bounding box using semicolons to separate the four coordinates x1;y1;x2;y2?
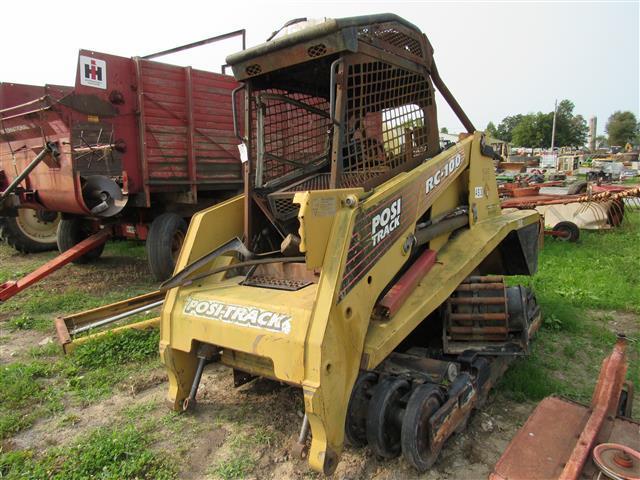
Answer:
307;43;327;57
246;64;262;76
242;275;312;291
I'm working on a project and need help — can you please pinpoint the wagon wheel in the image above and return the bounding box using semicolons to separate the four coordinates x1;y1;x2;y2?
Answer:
553;221;579;242
0;210;60;253
366;376;410;458
57;217;105;264
345;371;378;447
147;213;187;281
400;383;444;472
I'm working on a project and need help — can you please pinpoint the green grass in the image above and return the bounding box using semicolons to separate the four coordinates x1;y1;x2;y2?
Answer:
522;218;640;313
499;215;640;407
0;328;160;439
0;288;153;332
211;427;277;479
0;425;175;480
0;253;55;284
0;361;64;438
212;457;255;480
103;239;147;260
0;238;155;332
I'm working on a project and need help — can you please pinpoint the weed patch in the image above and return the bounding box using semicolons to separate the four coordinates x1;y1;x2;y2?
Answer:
211;427;277;479
0;328;160;438
0;425;175;479
212;456;255;480
72;328;160;369
501;216;639;407
0;361;63;438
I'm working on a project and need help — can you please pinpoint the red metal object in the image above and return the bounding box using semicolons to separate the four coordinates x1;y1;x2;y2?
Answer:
559;336;628;480
491;335;637;480
0;229;111;302
500;181;565;198
1;48;242;217
376;249;436;319
502;186;640;209
592;443;640;479
115;222;149;240
544;228;570;238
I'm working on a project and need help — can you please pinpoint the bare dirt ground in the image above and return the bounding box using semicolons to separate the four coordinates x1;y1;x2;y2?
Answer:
3;354;535;479
1;240;637;479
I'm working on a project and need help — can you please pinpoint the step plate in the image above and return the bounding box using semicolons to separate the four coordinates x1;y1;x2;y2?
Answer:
241;274;312;291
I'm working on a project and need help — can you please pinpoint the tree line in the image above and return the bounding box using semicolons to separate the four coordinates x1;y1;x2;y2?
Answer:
484;100;639;149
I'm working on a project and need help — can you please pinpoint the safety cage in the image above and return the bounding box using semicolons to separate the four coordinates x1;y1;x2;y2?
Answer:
229;15;442;226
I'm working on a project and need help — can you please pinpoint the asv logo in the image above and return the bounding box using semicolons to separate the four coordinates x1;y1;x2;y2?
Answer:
425;153;463;194
79;55;107;89
371;198;402;246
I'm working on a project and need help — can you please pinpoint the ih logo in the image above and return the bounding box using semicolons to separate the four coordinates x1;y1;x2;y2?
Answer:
79;55;107;89
85;59;102;81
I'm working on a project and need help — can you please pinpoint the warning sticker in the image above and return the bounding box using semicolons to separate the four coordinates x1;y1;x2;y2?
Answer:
79;55;107;89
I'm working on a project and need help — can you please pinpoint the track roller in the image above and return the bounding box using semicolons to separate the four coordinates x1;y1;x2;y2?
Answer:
366;377;410;458
400;383;444;471
345;371;378;447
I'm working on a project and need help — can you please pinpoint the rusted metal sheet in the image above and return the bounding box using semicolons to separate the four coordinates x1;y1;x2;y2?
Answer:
0;87;88;214
491;336;639;480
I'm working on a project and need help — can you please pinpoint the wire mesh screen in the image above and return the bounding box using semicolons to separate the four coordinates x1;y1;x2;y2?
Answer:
357;23;424;61
254;91;331;189
341;60;432;188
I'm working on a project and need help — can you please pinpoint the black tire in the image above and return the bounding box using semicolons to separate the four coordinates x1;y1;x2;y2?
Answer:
553;221;580;242
147;213;187;281
617;387;633;417
57;218;105;264
366;377;410;459
401;384;444;472
345;372;378;447
0;211;60;253
567;181;588;195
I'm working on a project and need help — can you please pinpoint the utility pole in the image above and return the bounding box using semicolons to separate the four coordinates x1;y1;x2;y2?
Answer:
550;99;558;151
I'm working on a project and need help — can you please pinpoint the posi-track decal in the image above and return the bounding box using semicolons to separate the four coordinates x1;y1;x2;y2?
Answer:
339;190;419;301
79;55;107;89
183;297;292;334
338;147;467;301
371;197;402;246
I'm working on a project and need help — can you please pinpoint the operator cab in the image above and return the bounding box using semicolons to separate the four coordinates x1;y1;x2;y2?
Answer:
226;15;444;253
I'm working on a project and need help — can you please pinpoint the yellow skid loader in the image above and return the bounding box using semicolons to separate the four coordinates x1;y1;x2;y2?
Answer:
159;15;542;475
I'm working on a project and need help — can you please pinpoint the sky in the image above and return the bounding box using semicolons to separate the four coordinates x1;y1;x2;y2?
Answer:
1;1;638;136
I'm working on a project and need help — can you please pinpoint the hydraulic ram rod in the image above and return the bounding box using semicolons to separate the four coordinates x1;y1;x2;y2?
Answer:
415;214;469;246
71;299;164;335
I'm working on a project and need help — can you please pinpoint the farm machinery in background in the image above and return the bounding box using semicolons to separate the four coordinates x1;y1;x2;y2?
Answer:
499;175;640;242
0;85;67;253
0;30;246;302
153;14;542;475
